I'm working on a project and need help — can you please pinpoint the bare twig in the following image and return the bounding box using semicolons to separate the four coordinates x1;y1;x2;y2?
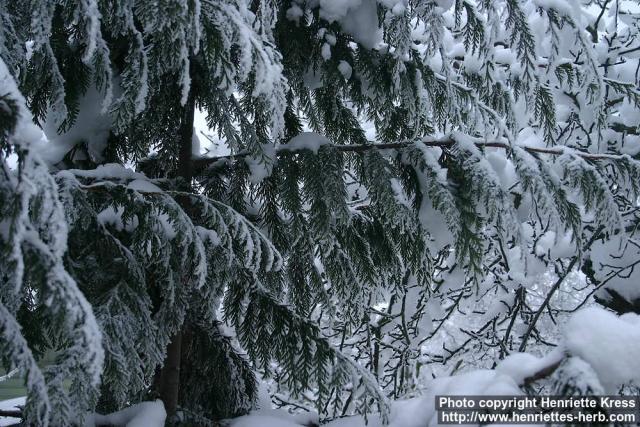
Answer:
519;226;605;352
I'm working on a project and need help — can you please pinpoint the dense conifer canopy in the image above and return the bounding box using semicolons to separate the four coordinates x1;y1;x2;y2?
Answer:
1;0;640;425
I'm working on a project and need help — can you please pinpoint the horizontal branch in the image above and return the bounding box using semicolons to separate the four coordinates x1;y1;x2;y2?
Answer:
191;136;624;175
0;408;21;418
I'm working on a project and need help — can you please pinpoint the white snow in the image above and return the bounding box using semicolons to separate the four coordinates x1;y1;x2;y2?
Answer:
534;230;574;259
338;60;353;79
417;187;455;248
265;360;531;426
280;132;331;154
86;400;166;427
591;237;640;303
391;3;406;16
196;225;221;246
127;179;162;193
1;398;166;426
156;213;177;240
97;206;126;231
179;42;191;106
326;369;522;426
230;414;303;427
557;356;605;394
533;0;577;18
318;0;382;49
230;409;318;427
0;397;24;427
389;178;411;208
64;163;148;181
0;369;18;383
245;144;276;183
433;0;454;10
193;108;230;157
40;84;113;165
191;128;201;156
495;350;564;386
621;135;640;156
463;53;483;74
318;0;360;22
493;47;516;65
563;307;640;392
321;42;332;60
286;4;304;23
303;66;324;90
4;2;640;427
202;305;639;427
97;205;139;232
228;368;523;427
482;289;516;321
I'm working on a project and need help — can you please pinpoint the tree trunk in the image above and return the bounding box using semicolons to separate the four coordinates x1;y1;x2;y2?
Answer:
158;61;197;421
177;84;195;184
159;332;183;418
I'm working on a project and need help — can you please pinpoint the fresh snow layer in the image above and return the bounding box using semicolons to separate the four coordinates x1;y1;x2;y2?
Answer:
245;144;276;183
230;409;319;427
433;0;454;9
286;4;304;23
563;307;640;392
322;43;332;60
0;397;24;427
127;179;162;193
280;132;331;154
338;61;353;79
63;163;148;181
533;0;577;19
230;414;304;427
318;0;382;49
41;84;113;165
229;369;523;427
327;369;523;426
495;350;564;386
86;400;166;427
0;398;166;427
97;205;127;231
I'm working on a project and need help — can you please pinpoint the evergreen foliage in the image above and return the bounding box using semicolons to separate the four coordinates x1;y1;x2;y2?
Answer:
1;0;640;425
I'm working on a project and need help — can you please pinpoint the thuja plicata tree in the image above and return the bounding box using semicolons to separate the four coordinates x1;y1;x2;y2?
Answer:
2;0;640;425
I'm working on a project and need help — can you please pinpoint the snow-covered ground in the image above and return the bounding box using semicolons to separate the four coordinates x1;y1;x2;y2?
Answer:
0;398;165;427
229;366;528;427
2;306;635;426
0;397;23;427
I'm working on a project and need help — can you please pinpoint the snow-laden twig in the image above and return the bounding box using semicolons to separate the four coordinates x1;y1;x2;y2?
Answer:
190;134;629;174
0;368;19;382
519;225;605;352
